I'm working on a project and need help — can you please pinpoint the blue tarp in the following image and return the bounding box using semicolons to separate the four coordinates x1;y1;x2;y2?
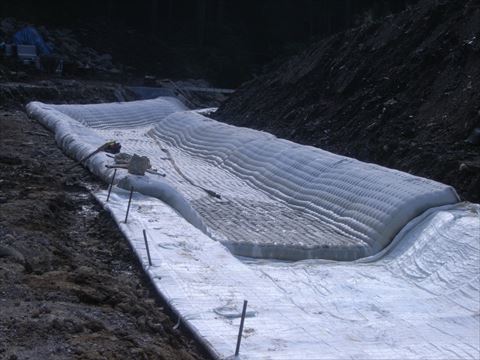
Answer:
12;26;52;55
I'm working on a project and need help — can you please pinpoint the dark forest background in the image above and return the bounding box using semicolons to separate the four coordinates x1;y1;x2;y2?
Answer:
0;0;419;86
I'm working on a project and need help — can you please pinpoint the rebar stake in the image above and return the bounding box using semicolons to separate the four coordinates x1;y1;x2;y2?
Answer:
235;300;248;357
142;229;152;267
125;186;134;223
106;169;117;202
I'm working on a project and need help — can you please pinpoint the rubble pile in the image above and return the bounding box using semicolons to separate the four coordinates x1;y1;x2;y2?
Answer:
0;18;121;75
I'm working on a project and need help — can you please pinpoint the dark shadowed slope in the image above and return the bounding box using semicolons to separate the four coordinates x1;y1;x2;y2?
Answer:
215;0;480;202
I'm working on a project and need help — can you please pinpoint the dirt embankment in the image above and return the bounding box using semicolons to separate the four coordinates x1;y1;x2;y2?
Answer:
215;0;480;202
0;107;207;358
0;79;136;109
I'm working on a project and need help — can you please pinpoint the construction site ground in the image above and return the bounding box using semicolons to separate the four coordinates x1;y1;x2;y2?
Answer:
0;92;208;360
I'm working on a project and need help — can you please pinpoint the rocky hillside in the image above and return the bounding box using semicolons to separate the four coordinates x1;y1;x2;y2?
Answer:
215;0;480;202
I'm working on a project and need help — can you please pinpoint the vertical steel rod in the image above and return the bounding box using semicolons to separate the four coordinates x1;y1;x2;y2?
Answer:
142;229;152;267
235;300;248;357
125;186;134;223
106;168;117;202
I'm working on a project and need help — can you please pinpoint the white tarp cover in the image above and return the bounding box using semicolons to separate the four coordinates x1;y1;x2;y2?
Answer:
27;98;459;261
26;99;480;359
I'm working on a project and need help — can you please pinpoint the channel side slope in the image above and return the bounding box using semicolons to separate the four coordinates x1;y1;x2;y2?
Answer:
27;98;459;261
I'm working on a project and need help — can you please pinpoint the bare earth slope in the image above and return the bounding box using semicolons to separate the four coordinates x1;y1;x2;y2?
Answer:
215;0;480;202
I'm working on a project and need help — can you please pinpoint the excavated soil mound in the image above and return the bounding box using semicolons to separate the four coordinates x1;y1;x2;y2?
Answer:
215;0;480;202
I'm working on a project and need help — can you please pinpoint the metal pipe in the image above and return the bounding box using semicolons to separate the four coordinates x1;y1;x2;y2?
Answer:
142;229;153;267
125;186;134;223
235;300;248;357
106;169;117;202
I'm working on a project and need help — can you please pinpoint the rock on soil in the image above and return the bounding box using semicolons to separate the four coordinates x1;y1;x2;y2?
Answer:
215;0;480;202
0;109;207;359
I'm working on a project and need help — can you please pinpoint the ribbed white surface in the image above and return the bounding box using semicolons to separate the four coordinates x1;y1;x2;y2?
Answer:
51;96;187;129
27;97;458;261
147;111;459;259
25;98;480;359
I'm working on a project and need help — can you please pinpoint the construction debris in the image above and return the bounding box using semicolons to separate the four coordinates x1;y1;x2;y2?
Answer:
0;17;121;75
106;152;163;176
66;140;121;171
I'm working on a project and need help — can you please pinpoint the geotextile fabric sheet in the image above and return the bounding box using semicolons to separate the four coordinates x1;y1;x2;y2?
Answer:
27;98;459;261
26;98;480;359
96;195;480;359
